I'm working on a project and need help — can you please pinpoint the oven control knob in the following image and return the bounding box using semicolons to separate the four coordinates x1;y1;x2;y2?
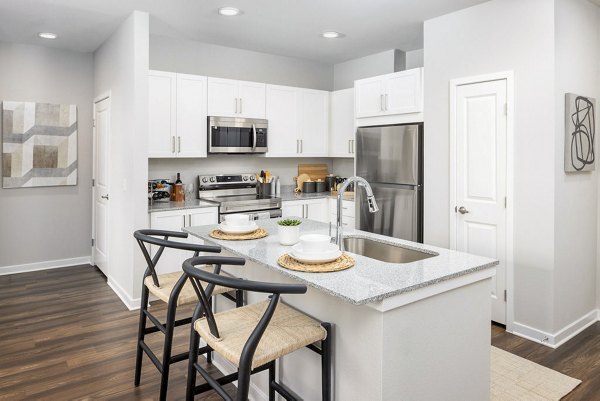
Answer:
249;176;255;181
201;177;208;183
210;177;215;183
243;176;248;181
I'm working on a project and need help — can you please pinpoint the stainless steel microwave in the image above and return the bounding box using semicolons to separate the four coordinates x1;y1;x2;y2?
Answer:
208;116;268;154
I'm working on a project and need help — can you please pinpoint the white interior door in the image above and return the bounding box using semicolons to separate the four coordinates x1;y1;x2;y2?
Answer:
93;97;111;276
453;79;507;324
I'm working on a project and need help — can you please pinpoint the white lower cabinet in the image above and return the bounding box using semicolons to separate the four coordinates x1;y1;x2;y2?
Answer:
329;198;356;228
282;199;329;223
149;207;218;274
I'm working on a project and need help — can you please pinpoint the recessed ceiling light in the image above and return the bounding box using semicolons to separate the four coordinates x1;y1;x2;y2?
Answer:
218;7;241;16
321;31;342;39
38;32;58;40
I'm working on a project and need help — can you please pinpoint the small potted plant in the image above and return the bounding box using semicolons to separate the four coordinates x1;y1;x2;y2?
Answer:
277;219;302;245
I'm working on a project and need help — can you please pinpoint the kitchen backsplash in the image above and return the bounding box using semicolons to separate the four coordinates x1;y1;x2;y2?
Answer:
148;156;354;192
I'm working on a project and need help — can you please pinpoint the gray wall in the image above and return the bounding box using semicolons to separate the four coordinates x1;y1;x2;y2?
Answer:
333;49;399;90
150;35;333;90
406;49;424;69
0;41;94;268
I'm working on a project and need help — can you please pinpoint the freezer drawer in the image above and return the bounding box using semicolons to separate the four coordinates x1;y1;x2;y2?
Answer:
357;183;422;242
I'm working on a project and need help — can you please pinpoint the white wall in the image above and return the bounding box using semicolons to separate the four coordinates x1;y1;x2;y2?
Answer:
0;41;93;269
333;49;402;90
94;10;149;306
554;0;600;331
424;0;557;333
150;35;333;91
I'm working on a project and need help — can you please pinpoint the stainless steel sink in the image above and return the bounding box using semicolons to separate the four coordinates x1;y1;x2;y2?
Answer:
343;237;437;264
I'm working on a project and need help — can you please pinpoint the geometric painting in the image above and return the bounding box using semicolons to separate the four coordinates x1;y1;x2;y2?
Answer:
2;101;77;187
565;93;595;172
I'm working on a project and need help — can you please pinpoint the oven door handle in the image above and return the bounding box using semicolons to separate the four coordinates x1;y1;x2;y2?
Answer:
252;124;257;150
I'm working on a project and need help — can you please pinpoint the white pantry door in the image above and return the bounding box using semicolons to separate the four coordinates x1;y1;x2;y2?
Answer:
454;79;507;324
93;97;111;277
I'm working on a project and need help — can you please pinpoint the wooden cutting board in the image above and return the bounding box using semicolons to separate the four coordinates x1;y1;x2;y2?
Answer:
298;164;329;181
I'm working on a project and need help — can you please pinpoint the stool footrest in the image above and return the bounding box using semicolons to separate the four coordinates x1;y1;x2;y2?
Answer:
139;340;163;373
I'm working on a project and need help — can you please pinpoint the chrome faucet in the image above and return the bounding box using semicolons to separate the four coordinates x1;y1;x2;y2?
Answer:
334;176;379;252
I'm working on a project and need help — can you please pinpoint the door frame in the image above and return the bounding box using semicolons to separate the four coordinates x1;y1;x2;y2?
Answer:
91;91;111;274
448;71;515;332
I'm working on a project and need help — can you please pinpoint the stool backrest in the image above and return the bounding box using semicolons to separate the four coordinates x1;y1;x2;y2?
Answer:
134;229;221;287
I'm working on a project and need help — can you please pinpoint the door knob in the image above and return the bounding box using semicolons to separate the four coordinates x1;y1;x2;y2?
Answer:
456;206;469;214
101;194;109;200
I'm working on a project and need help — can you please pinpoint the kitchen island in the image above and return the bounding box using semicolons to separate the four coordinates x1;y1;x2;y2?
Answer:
185;219;497;401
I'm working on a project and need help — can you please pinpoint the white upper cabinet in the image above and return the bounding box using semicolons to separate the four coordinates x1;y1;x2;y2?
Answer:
299;89;329;157
355;68;423;118
265;85;329;157
149;70;207;158
329;88;355;157
149;71;177;157
207;77;266;119
265;85;298;157
176;74;208;158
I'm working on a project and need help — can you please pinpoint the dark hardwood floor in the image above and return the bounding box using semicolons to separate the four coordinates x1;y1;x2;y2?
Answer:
2;265;599;400
492;323;600;400
0;265;235;400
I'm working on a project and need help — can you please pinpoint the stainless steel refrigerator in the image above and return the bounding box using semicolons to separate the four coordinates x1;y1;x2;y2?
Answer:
355;123;423;243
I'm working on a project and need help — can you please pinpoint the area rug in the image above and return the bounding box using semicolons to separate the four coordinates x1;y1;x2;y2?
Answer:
491;346;581;400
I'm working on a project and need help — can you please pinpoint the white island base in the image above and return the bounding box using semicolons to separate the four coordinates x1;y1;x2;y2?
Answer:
212;258;493;401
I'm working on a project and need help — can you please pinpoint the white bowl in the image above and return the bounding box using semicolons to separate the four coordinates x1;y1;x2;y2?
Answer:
290;244;342;265
218;222;258;234
224;214;250;226
299;234;332;253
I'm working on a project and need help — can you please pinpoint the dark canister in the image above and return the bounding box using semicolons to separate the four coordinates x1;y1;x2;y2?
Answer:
302;181;316;193
315;181;326;193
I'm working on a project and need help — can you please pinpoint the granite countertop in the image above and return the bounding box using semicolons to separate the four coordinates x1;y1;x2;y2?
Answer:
148;199;218;213
184;219;498;306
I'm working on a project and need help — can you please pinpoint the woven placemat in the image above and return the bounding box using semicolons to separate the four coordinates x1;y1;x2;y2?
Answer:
209;228;269;241
277;253;355;273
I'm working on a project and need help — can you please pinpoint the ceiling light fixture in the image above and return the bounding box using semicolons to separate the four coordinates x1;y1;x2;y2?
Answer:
321;31;342;39
38;32;58;40
218;7;241;16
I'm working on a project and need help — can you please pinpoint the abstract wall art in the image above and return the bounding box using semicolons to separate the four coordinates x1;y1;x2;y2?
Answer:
565;93;595;172
2;101;78;188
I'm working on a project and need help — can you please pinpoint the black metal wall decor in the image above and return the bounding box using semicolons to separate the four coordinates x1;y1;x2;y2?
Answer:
565;93;596;172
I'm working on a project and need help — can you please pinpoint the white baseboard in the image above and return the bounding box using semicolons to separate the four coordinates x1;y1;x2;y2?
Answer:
211;355;268;401
0;256;91;276
510;309;599;348
107;277;140;311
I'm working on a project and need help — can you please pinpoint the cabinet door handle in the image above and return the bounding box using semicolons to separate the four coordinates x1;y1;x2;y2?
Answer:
235;98;238;114
177;136;181;153
385;94;389;111
240;98;243;114
188;214;192;226
171;136;175;153
348;139;351;154
380;94;384;111
352;139;355;154
300;139;303;154
296;139;299;153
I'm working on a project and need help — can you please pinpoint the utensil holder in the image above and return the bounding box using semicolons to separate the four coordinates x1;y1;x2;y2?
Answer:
257;182;272;197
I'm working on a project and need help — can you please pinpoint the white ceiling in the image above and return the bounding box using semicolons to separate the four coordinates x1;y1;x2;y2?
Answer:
0;0;489;64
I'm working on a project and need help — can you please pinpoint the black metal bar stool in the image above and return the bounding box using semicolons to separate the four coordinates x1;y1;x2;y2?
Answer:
183;256;332;401
133;229;244;401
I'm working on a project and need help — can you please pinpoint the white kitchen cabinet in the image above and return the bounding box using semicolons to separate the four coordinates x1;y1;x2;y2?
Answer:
329;198;356;228
148;70;207;158
265;85;298;156
355;68;423;118
176;74;208;157
207;77;266;119
329;88;355;157
299;89;329;156
148;71;177;158
149;207;218;274
265;85;329;157
282;199;329;223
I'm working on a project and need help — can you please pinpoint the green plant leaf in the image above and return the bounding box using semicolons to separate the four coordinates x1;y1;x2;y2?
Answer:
277;219;302;226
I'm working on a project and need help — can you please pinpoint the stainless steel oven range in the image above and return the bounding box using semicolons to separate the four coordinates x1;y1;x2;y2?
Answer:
197;173;282;222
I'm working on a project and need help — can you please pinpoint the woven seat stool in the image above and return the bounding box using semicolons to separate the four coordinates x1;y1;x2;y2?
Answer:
183;256;332;401
133;229;244;401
